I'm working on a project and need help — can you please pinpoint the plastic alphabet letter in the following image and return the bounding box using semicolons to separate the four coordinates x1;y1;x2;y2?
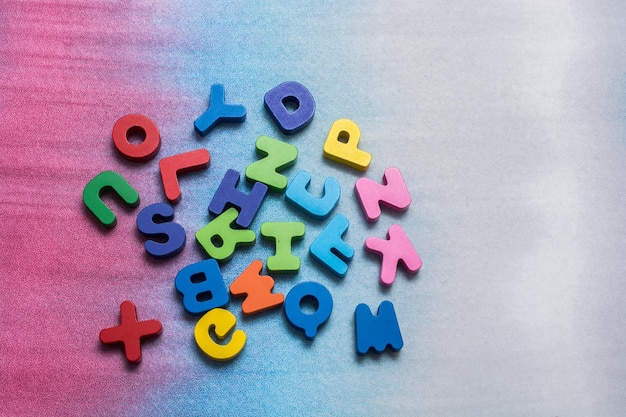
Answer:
208;169;268;228
309;214;354;277
194;308;246;361
194;84;246;136
355;301;403;355
136;202;186;258
159;148;210;204
365;224;422;286
229;259;284;315
284;281;333;340
195;207;256;261
83;170;140;228
112;114;161;162
260;222;305;272
174;259;230;315
354;166;411;222
99;300;162;363
323;119;371;171
264;81;315;134
285;171;340;220
245;135;297;192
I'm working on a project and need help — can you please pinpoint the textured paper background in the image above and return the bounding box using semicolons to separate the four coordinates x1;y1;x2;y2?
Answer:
2;1;626;416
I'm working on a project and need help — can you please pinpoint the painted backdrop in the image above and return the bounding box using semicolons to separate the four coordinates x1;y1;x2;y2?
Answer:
2;1;626;416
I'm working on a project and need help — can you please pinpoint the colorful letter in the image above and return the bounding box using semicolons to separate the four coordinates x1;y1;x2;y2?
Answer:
174;259;230;314
196;207;256;261
245;135;297;192
194;84;246;136
260;222;305;272
136;202;186;258
323;119;371;171
194;308;246;361
99;300;162;363
284;282;333;340
112;114;161;162
229;260;284;315
354;166;411;222
285;171;340;220
208;168;268;228
83;170;139;228
159;148;210;204
355;301;403;355
309;214;354;277
264;81;315;134
365;224;421;286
